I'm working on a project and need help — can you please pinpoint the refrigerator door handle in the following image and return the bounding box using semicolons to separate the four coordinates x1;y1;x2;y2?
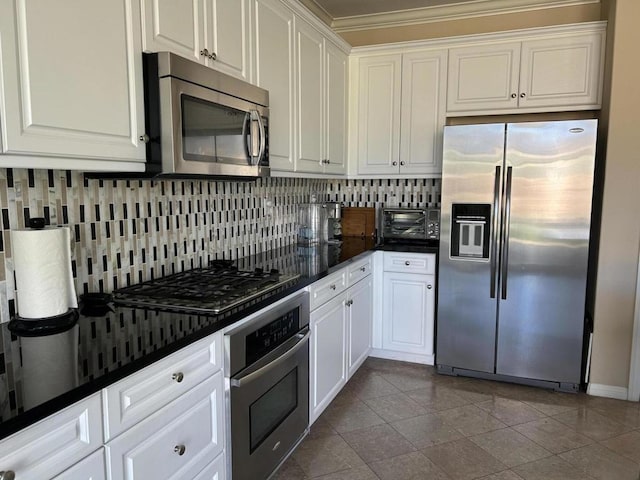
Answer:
490;165;501;298
501;166;513;300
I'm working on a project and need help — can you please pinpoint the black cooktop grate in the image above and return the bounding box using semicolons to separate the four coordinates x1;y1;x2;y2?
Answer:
113;263;299;314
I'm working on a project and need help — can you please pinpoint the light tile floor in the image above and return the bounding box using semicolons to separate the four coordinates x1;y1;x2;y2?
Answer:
274;357;640;480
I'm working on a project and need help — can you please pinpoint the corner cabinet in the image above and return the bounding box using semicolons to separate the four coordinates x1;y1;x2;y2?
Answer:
140;0;251;81
353;49;447;177
372;252;436;365
0;0;146;171
447;27;605;115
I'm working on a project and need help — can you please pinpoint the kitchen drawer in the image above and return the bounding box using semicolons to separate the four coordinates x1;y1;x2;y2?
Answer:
383;252;436;275
106;371;225;480
103;331;222;440
309;269;348;311
53;448;106;480
347;254;373;286
0;393;103;479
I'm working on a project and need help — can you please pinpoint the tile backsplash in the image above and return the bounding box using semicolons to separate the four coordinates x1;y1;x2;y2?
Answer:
0;169;440;323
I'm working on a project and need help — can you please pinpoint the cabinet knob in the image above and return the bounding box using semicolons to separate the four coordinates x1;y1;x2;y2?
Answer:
174;444;186;456
0;471;16;480
511;93;517;98
427;285;433;289
520;93;526;98
200;48;209;57
172;372;184;383
327;159;331;164
405;261;410;266
360;266;366;272
400;161;405;166
392;161;398;166
346;299;352;307
209;52;217;61
139;134;150;143
329;284;336;290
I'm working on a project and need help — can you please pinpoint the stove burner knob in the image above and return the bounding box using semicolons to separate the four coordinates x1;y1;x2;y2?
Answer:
172;372;184;383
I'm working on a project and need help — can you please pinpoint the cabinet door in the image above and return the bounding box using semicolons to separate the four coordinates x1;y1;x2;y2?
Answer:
206;0;250;80
192;453;226;480
356;55;402;175
53;448;106;480
382;272;435;361
400;50;447;175
106;372;224;480
518;32;604;109
0;394;103;480
447;42;521;113
324;40;348;175
253;0;295;171
295;18;324;174
0;0;146;162
141;0;204;64
310;292;348;424
348;277;372;378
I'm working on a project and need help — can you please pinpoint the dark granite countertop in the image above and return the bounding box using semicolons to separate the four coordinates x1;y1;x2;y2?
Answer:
0;237;380;440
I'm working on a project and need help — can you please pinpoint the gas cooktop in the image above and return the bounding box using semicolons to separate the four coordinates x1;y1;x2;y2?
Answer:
113;260;300;314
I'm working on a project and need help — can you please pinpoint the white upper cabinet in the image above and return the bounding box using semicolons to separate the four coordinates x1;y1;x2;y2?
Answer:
0;0;146;170
447;29;605;114
296;31;348;176
295;18;324;173
141;0;250;80
356;54;402;176
324;40;348;175
253;0;295;171
355;50;446;177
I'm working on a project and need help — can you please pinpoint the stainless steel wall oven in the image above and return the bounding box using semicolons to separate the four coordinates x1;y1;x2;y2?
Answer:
225;291;310;480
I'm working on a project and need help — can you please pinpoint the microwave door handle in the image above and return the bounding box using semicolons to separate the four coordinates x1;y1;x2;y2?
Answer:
256;112;266;164
247;110;260;162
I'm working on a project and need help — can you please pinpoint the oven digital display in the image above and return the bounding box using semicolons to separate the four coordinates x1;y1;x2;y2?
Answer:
245;309;300;366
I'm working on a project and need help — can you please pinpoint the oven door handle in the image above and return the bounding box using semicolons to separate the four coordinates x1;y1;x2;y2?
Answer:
230;329;310;388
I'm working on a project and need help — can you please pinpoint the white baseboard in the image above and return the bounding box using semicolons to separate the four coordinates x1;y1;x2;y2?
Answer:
587;383;629;400
369;348;434;366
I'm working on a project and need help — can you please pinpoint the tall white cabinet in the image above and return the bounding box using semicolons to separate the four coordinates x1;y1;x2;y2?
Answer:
0;0;146;170
253;0;296;172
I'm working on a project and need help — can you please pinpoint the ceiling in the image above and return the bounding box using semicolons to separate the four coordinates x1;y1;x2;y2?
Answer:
309;0;479;18
299;0;600;32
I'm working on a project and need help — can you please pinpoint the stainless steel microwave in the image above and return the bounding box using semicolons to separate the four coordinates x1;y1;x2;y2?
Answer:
142;52;269;178
382;207;440;241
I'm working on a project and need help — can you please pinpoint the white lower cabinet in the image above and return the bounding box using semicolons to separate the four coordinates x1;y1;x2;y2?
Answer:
309;254;374;424
348;276;373;378
192;453;226;480
54;448;106;480
310;290;348;423
0;394;104;480
105;372;225;480
373;252;436;365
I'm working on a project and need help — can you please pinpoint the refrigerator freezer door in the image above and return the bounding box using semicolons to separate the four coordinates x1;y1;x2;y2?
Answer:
437;124;506;373
496;120;597;384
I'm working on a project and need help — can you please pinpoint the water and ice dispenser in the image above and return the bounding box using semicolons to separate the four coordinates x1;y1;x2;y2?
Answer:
450;204;491;259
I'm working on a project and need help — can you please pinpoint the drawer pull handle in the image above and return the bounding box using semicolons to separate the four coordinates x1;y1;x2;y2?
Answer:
405;261;410;266
0;471;16;480
330;284;336;290
427;285;433;290
172;372;184;383
174;444;186;456
360;266;366;272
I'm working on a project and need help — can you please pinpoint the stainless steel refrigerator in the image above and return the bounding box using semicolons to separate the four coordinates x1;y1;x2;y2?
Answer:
436;120;597;392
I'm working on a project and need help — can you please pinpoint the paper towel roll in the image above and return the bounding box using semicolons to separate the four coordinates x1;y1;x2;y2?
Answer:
11;226;78;319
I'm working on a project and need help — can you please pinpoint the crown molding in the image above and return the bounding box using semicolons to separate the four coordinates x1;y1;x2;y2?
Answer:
296;0;333;27
330;0;600;32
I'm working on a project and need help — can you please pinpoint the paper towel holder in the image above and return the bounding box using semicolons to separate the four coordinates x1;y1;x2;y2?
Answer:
9;309;78;337
27;217;46;229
